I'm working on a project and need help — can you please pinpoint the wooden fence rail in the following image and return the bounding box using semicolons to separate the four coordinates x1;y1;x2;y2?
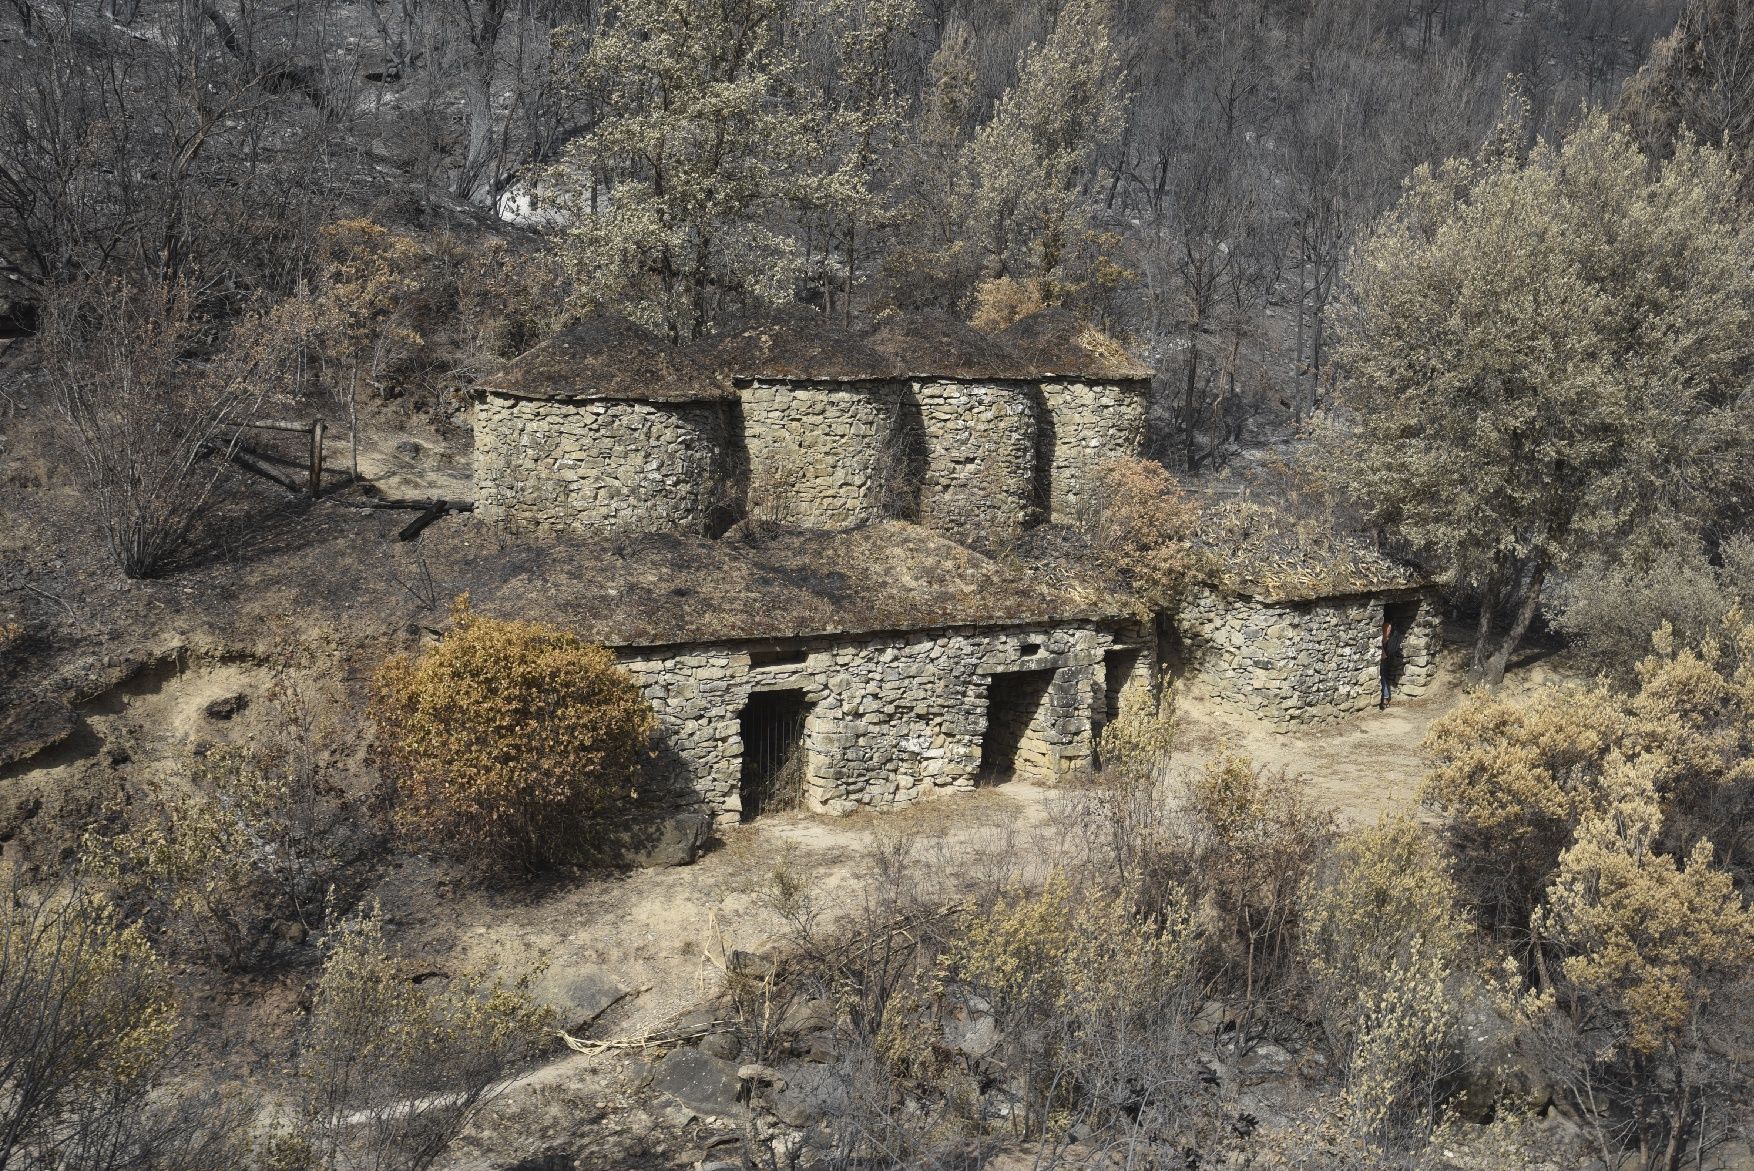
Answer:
235;418;325;497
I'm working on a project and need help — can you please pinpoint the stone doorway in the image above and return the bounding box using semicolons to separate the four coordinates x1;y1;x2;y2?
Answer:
1103;648;1142;725
1383;599;1420;687
980;668;1057;783
739;689;812;820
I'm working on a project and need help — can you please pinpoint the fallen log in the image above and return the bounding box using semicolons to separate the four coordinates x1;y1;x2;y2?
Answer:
221;444;305;493
396;500;449;541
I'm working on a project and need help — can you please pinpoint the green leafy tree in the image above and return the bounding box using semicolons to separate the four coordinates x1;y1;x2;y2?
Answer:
548;0;816;342
370;597;656;871
1324;105;1754;683
961;0;1128;299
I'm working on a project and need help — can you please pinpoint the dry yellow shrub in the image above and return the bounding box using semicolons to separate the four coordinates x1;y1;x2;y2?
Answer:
1082;457;1205;610
967;275;1049;331
370;597;655;871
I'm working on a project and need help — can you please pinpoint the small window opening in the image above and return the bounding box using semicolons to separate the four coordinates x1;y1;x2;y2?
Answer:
980;669;1057;784
748;645;809;668
738;689;812;820
1019;642;1042;657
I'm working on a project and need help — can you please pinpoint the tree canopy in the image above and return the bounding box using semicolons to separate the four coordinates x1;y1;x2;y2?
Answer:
1325;106;1754;682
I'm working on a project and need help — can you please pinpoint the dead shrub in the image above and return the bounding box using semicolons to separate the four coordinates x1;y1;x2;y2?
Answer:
292;905;551;1171
0;890;250;1171
84;676;373;972
1552;538;1754;685
1177;754;1335;1043
370;596;656;872
1302;817;1470;1141
39;276;277;578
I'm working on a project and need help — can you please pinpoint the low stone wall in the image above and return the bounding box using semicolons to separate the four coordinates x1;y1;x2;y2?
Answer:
618;621;1146;818
910;380;1038;546
739;379;904;529
1177;586;1442;724
474;393;728;534
1038;379;1149;523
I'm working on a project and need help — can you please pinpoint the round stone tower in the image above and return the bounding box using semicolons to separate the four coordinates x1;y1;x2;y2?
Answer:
699;320;907;530
999;309;1153;525
863;312;1037;547
472;314;734;535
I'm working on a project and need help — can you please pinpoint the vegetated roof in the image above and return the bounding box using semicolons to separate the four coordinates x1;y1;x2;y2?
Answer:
999;309;1154;382
474;520;1132;648
863;310;1031;381
695;318;903;383
1191;499;1426;602
475;313;733;403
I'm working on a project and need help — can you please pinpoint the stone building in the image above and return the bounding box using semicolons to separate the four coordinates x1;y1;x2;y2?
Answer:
1174;509;1442;723
999;310;1152;524
697;321;907;530
469;312;1443;820
472;314;735;535
863;312;1041;547
482;523;1156;820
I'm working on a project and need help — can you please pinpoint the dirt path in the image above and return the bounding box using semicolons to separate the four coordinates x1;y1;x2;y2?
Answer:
1175;684;1461;824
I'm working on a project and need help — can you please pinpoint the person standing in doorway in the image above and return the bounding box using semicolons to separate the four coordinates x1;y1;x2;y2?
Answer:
1379;616;1394;710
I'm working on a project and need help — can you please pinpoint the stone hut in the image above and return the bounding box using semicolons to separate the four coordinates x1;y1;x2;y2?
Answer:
472;314;736;535
864;312;1038;547
698;321;907;530
480;522;1157;820
1175;504;1442;724
999;310;1153;524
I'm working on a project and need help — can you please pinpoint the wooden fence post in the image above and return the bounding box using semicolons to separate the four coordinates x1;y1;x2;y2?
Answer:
309;418;325;498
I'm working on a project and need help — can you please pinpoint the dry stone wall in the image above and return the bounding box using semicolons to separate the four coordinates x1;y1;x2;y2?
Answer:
738;379;904;529
1038;379;1149;523
617;621;1140;818
911;380;1038;546
1178;587;1441;723
473;393;728;534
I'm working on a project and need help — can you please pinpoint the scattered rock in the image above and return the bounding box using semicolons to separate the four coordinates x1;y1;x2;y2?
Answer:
651;1046;748;1120
699;1030;741;1061
592;810;713;869
536;965;633;1033
737;1062;785;1090
940;993;997;1058
203;693;248;721
395;440;423;460
105;747;131;767
270;919;308;945
727;948;775;978
1242;1043;1293;1076
1192;999;1240;1037
768;1063;845;1127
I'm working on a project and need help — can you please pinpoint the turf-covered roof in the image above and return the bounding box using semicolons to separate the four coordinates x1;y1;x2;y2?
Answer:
695;318;903;383
999;310;1154;382
474;520;1131;648
863;310;1031;380
475;313;733;403
1191;499;1427;602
